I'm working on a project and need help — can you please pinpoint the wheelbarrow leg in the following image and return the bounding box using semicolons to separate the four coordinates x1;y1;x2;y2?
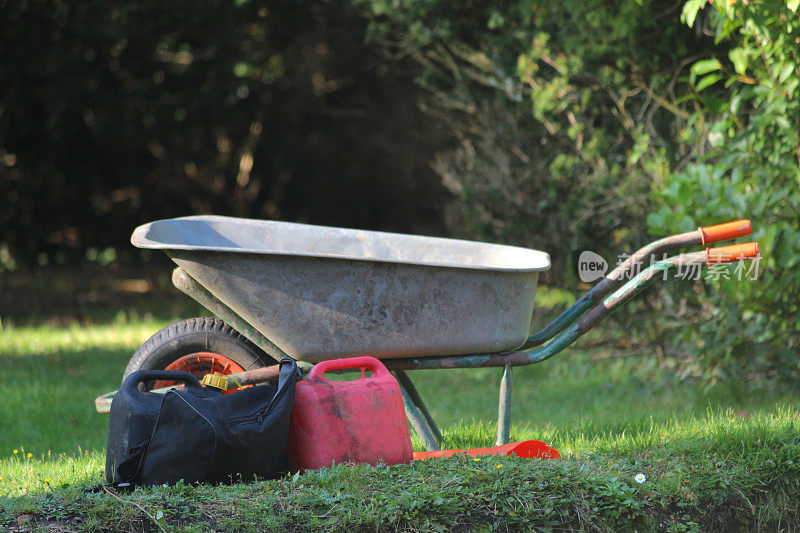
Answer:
495;365;512;446
395;370;443;444
395;371;441;452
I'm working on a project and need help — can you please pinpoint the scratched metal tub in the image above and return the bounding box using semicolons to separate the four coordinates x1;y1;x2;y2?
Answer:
132;215;551;363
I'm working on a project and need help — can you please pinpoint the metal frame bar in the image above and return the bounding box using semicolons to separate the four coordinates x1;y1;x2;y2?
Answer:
523;220;751;348
495;365;512;446
384;246;753;447
398;382;441;451
394;370;443;445
523;230;703;348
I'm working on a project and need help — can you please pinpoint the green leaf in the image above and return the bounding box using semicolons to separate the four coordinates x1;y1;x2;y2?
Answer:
729;48;748;76
788;0;800;12
696;73;723;92
678;215;696;233
729;94;742;113
646;211;666;231
777;63;795;84
487;10;505;29
681;0;706;28
691;59;723;76
785;78;799;98
775;116;790;129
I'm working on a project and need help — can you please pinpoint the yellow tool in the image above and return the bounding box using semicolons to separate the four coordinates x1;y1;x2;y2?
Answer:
200;372;242;391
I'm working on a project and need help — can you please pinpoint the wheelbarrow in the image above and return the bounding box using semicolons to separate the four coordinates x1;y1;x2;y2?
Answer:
95;215;759;452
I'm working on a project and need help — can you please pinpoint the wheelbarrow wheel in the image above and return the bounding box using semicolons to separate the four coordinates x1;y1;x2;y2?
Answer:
123;317;270;386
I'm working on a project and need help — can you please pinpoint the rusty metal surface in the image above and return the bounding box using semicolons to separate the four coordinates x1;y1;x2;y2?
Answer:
399;383;441;452
523;230;703;348
133;216;550;362
394;370;442;445
604;231;701;281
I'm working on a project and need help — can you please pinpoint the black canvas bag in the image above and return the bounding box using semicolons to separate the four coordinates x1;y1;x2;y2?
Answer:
107;358;298;486
106;370;219;484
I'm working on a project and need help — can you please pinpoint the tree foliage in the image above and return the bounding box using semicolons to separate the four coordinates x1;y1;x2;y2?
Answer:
356;0;712;280
648;0;800;382
0;0;449;268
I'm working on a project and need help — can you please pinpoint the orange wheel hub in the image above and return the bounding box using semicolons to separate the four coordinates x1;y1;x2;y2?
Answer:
154;352;247;392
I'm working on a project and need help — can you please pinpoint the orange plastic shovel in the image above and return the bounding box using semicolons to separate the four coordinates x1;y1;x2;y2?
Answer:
413;440;560;461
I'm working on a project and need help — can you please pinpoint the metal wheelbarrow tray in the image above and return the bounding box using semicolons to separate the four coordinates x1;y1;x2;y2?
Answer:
132;215;551;363
102;215;759;451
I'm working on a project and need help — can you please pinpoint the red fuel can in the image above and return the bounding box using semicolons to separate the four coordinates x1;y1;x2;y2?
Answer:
287;356;412;471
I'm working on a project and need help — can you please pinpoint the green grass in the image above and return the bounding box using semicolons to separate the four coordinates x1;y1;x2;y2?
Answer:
0;322;164;457
1;281;799;531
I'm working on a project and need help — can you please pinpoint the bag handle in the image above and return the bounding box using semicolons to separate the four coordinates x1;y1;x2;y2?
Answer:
260;358;300;414
307;356;390;382
122;370;203;394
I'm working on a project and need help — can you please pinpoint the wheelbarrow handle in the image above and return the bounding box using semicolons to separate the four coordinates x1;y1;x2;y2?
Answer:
523;219;752;348
706;242;760;263
700;220;752;246
384;242;760;372
605;219;752;281
575;241;760;334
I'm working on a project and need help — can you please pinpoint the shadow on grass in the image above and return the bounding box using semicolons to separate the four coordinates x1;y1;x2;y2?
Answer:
0;263;203;327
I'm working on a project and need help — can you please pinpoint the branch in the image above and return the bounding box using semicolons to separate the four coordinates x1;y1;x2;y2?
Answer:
631;79;691;120
102;486;168;533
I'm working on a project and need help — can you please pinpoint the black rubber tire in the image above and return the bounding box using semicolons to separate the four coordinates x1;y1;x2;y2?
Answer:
123;317;271;382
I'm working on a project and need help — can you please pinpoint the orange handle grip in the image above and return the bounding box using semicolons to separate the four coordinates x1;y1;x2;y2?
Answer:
706;242;760;264
699;219;752;245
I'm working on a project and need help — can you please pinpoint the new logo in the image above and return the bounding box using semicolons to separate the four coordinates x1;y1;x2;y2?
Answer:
577;251;608;283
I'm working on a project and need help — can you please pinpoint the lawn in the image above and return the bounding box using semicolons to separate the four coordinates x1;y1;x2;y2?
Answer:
0;267;799;531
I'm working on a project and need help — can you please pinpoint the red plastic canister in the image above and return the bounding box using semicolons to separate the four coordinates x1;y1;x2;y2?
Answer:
287;356;412;471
